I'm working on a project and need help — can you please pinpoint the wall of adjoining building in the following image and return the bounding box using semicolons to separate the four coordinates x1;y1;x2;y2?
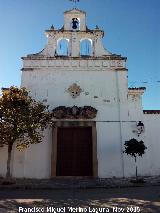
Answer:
143;114;160;176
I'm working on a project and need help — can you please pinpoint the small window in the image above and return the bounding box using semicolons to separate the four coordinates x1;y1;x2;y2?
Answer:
80;39;92;56
57;39;69;56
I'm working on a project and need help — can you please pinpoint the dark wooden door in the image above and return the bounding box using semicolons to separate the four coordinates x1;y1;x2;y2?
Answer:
56;127;93;176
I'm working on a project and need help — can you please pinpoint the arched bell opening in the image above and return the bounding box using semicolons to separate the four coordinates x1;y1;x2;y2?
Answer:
57;38;70;56
70;18;80;31
80;39;93;56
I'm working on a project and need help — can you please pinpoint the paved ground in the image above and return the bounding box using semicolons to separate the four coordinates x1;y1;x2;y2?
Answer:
0;186;160;213
0;176;160;190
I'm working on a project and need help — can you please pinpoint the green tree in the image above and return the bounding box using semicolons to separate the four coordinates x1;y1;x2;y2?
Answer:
0;86;53;178
124;138;147;179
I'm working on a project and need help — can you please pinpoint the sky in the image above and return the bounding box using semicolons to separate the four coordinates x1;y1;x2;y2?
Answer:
0;0;159;109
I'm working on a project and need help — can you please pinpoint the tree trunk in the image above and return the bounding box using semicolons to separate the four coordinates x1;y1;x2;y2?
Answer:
6;143;13;178
135;157;138;179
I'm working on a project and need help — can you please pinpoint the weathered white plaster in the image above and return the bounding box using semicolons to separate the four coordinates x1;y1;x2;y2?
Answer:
143;114;160;176
64;9;86;31
40;9;111;57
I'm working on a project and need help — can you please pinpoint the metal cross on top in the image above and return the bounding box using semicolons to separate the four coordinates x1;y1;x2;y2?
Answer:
69;0;80;8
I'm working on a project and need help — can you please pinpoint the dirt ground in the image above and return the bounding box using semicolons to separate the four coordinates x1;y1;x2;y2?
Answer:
0;186;160;213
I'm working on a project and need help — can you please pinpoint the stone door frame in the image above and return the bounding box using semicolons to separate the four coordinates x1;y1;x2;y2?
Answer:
51;121;98;177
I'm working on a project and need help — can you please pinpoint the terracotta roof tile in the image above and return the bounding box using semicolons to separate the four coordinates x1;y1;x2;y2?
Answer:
143;110;160;114
129;87;146;90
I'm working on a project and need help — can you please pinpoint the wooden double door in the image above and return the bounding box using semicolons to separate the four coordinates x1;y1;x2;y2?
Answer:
56;127;93;176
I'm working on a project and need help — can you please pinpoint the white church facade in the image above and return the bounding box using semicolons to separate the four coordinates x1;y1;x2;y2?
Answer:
0;8;160;178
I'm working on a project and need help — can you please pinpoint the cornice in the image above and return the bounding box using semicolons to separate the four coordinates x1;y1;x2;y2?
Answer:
22;55;127;61
128;87;146;95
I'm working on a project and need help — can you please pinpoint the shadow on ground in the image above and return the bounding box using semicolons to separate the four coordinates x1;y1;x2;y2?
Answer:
0;187;160;213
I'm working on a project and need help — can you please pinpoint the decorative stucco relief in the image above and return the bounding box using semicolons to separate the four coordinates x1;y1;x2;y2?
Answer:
67;83;82;98
23;59;126;69
52;106;97;119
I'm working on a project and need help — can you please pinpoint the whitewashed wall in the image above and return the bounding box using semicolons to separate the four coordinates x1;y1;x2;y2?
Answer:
21;67;127;122
123;94;158;177
1;59;159;179
143;114;160;176
0;58;129;178
2;59;157;179
97;122;124;178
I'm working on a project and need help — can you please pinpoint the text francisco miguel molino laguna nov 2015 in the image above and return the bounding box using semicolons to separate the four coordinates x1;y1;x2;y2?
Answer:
18;206;141;213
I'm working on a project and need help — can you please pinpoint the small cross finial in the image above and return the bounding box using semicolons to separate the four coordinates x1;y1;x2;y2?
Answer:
69;0;80;9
